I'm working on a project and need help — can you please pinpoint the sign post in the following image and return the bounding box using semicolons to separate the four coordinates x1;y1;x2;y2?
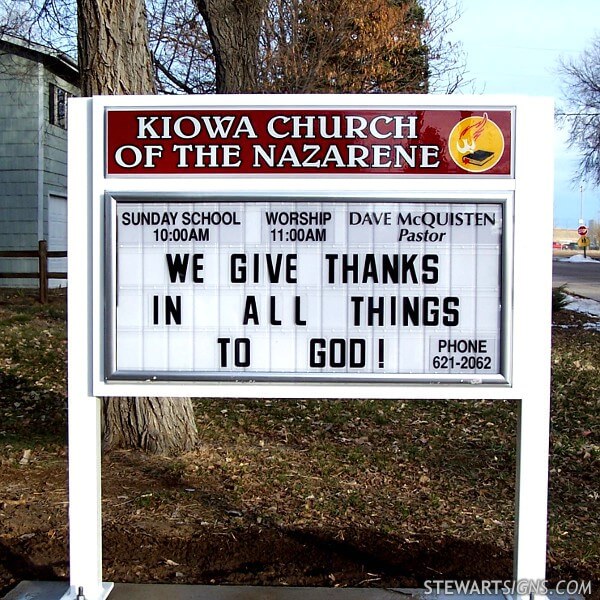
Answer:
578;226;590;258
65;95;554;600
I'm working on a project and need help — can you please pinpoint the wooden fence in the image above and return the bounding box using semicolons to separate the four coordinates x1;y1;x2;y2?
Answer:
0;240;67;303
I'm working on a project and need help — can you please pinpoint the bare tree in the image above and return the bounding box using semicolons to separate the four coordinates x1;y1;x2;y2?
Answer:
260;0;429;93
147;0;215;93
195;0;268;92
77;0;154;94
1;0;468;452
78;0;198;455
0;0;77;53
0;0;199;455
421;0;468;93
153;0;467;94
0;1;32;38
2;0;468;95
558;34;600;186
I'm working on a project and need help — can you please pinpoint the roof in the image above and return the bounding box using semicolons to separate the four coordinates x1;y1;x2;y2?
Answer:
0;33;79;87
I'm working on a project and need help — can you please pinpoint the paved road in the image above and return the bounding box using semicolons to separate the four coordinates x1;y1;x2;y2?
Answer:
552;258;600;301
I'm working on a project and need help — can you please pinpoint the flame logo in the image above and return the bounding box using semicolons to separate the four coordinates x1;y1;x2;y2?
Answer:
456;112;489;154
448;112;504;173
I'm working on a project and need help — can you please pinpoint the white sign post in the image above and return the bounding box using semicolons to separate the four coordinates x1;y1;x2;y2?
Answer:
64;95;554;600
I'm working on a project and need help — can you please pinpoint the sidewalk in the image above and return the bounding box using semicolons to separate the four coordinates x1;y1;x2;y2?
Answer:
2;581;587;600
3;581;422;600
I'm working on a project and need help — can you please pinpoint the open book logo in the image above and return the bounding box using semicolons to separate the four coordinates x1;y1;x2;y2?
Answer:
449;113;505;173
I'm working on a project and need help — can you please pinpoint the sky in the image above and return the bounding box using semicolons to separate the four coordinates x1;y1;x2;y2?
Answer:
445;0;600;229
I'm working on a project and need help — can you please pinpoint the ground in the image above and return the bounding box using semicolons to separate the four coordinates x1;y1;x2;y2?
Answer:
0;290;598;597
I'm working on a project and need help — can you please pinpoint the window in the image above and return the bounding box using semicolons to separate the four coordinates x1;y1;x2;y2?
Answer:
49;83;72;129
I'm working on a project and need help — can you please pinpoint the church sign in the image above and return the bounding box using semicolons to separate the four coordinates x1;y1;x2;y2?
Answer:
64;95;553;600
103;104;513;385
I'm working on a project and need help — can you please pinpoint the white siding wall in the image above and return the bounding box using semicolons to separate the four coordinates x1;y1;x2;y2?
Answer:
48;193;67;287
0;47;77;288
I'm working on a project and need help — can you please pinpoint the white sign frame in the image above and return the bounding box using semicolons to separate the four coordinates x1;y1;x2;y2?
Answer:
64;94;553;600
104;191;512;386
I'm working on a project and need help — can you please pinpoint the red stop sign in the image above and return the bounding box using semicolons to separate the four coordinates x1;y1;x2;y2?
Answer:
578;225;588;236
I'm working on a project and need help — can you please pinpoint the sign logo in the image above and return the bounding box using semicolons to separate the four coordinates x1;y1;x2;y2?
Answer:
449;113;505;173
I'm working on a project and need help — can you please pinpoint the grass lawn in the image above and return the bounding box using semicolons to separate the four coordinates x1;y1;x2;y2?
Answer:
0;288;597;596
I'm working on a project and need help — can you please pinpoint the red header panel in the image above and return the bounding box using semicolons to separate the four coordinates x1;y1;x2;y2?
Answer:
105;108;513;176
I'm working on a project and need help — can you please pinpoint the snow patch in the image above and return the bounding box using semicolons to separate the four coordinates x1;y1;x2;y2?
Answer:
565;295;600;317
564;295;600;331
559;254;599;263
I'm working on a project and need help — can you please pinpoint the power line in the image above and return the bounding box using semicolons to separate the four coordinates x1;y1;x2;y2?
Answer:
556;112;600;116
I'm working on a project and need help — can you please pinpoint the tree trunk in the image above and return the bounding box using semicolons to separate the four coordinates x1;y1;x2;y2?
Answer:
195;0;267;93
102;397;198;455
77;0;156;95
77;0;198;455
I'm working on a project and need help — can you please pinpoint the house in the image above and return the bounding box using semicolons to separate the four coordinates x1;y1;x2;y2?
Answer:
0;34;79;287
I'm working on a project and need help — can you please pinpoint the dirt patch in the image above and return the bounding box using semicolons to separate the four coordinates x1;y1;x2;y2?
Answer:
1;447;514;591
1;444;597;597
100;527;513;587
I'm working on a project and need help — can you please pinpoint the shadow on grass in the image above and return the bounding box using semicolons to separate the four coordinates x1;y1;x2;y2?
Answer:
0;371;66;444
0;539;67;597
101;524;513;587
